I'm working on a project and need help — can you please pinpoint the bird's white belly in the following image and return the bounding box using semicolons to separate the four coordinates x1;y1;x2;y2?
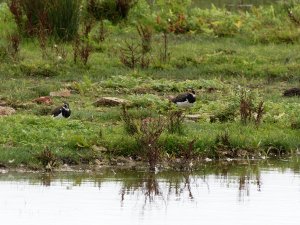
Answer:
53;113;64;118
176;100;193;108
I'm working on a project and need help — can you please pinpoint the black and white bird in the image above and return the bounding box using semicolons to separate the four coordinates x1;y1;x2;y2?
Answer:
51;102;71;118
171;90;196;108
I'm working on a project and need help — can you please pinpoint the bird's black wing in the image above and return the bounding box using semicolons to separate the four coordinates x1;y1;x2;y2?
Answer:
171;93;189;103
51;106;62;117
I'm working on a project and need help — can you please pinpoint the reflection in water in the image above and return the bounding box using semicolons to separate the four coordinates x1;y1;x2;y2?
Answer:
120;172;162;209
118;163;264;207
1;160;300;225
40;173;51;186
120;172;199;208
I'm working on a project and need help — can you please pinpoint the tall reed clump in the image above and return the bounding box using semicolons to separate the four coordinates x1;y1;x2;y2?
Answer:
20;0;81;41
47;0;81;41
20;0;46;36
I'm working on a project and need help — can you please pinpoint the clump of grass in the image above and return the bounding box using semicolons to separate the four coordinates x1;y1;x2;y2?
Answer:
19;61;59;77
167;109;185;134
239;89;265;126
210;105;237;123
214;130;234;159
291;116;300;129
35;147;57;171
121;104;139;135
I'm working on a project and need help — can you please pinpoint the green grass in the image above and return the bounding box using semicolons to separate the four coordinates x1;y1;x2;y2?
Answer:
1;2;300;169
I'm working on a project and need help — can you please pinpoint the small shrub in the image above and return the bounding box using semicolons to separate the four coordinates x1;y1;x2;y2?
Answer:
159;31;170;63
7;33;21;61
119;40;141;69
137;24;152;54
136;117;166;171
121;105;139;135
95;20;107;42
8;0;23;32
168;13;189;34
255;101;264;126
72;75;93;95
73;36;93;66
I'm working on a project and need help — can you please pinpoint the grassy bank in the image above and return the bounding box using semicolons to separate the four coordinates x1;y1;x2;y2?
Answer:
0;1;300;170
0;62;299;170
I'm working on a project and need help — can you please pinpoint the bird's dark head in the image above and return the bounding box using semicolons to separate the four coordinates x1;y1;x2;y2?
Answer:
63;102;70;110
187;88;196;97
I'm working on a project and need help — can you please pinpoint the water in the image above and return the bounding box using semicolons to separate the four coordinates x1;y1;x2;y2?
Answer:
1;160;300;225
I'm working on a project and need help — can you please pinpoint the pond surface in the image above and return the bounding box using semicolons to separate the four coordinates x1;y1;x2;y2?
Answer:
1;160;300;225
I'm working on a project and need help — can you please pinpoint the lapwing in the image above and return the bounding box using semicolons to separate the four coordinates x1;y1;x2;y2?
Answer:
51;102;71;118
171;90;196;108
